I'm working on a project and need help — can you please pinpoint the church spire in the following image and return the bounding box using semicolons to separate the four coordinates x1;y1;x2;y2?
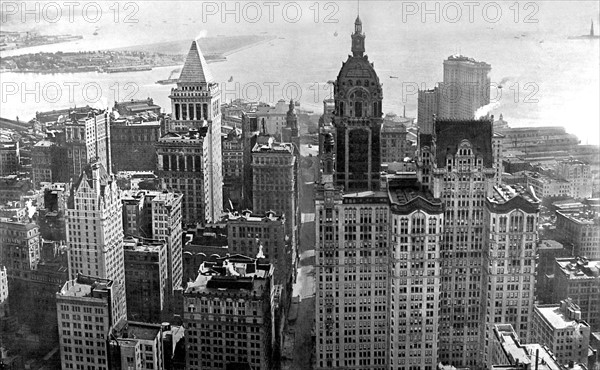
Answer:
351;13;365;57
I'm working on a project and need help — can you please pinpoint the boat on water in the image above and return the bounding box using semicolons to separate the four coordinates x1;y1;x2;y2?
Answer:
389;76;398;79
334;31;338;37
156;79;178;85
568;20;600;39
105;65;152;73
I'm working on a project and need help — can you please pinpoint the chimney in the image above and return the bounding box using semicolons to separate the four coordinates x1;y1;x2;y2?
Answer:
535;349;539;370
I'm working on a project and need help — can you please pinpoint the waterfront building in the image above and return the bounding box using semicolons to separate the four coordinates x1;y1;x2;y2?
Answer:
183;256;274;370
65;161;127;321
62;108;111;182
251;136;298;250
56;275;127;370
553;257;600;331
167;40;223;222
531;299;591;366
555;210;600;259
497;126;580;154
481;184;540;366
114;98;161;116
332;16;384;192
417;55;491;132
439;55;491;120
123;237;169;323
0;137;19;176
110;115;161;172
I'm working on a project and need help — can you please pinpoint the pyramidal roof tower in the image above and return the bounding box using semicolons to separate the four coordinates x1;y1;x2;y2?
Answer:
178;40;214;84
166;39;223;223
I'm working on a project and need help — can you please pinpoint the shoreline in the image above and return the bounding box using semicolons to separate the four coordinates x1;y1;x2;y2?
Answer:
0;35;275;75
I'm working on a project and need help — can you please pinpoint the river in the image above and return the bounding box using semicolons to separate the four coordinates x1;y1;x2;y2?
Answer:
1;1;598;143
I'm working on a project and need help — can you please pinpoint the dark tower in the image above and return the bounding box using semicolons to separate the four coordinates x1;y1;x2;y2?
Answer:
351;16;365;57
333;16;383;191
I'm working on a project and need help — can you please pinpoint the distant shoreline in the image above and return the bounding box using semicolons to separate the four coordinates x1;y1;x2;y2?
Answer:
0;35;275;75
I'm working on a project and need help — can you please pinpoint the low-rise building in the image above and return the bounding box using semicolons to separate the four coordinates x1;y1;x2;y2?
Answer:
531;299;591;366
0;218;40;280
556;210;600;259
526;172;571;199
555;159;593;199
0;138;19;176
116;322;165;370
553;257;600;331
490;323;586;370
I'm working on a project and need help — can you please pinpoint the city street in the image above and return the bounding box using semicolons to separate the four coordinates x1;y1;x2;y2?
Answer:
282;143;318;370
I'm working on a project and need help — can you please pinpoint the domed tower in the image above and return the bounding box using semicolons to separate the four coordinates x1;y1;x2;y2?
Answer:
333;16;383;191
282;99;300;154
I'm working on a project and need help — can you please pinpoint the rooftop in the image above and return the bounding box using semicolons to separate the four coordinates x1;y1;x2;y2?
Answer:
185;256;272;297
556;257;600;279
124;322;162;341
434;118;493;168
534;302;588;330
178;40;214;84
488;184;540;205
224;210;284;223
492;324;565;370
159;129;208;142
538;240;564;251
58;275;112;298
381;120;407;133
556;210;599;225
123;237;166;253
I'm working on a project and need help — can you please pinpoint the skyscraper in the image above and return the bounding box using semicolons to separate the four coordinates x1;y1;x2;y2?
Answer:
167;40;223;222
481;183;540;366
439;55;491;119
417;56;491;133
62;109;111;181
252;137;298;249
333;16;383;191
65;161;127;321
420;118;498;367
